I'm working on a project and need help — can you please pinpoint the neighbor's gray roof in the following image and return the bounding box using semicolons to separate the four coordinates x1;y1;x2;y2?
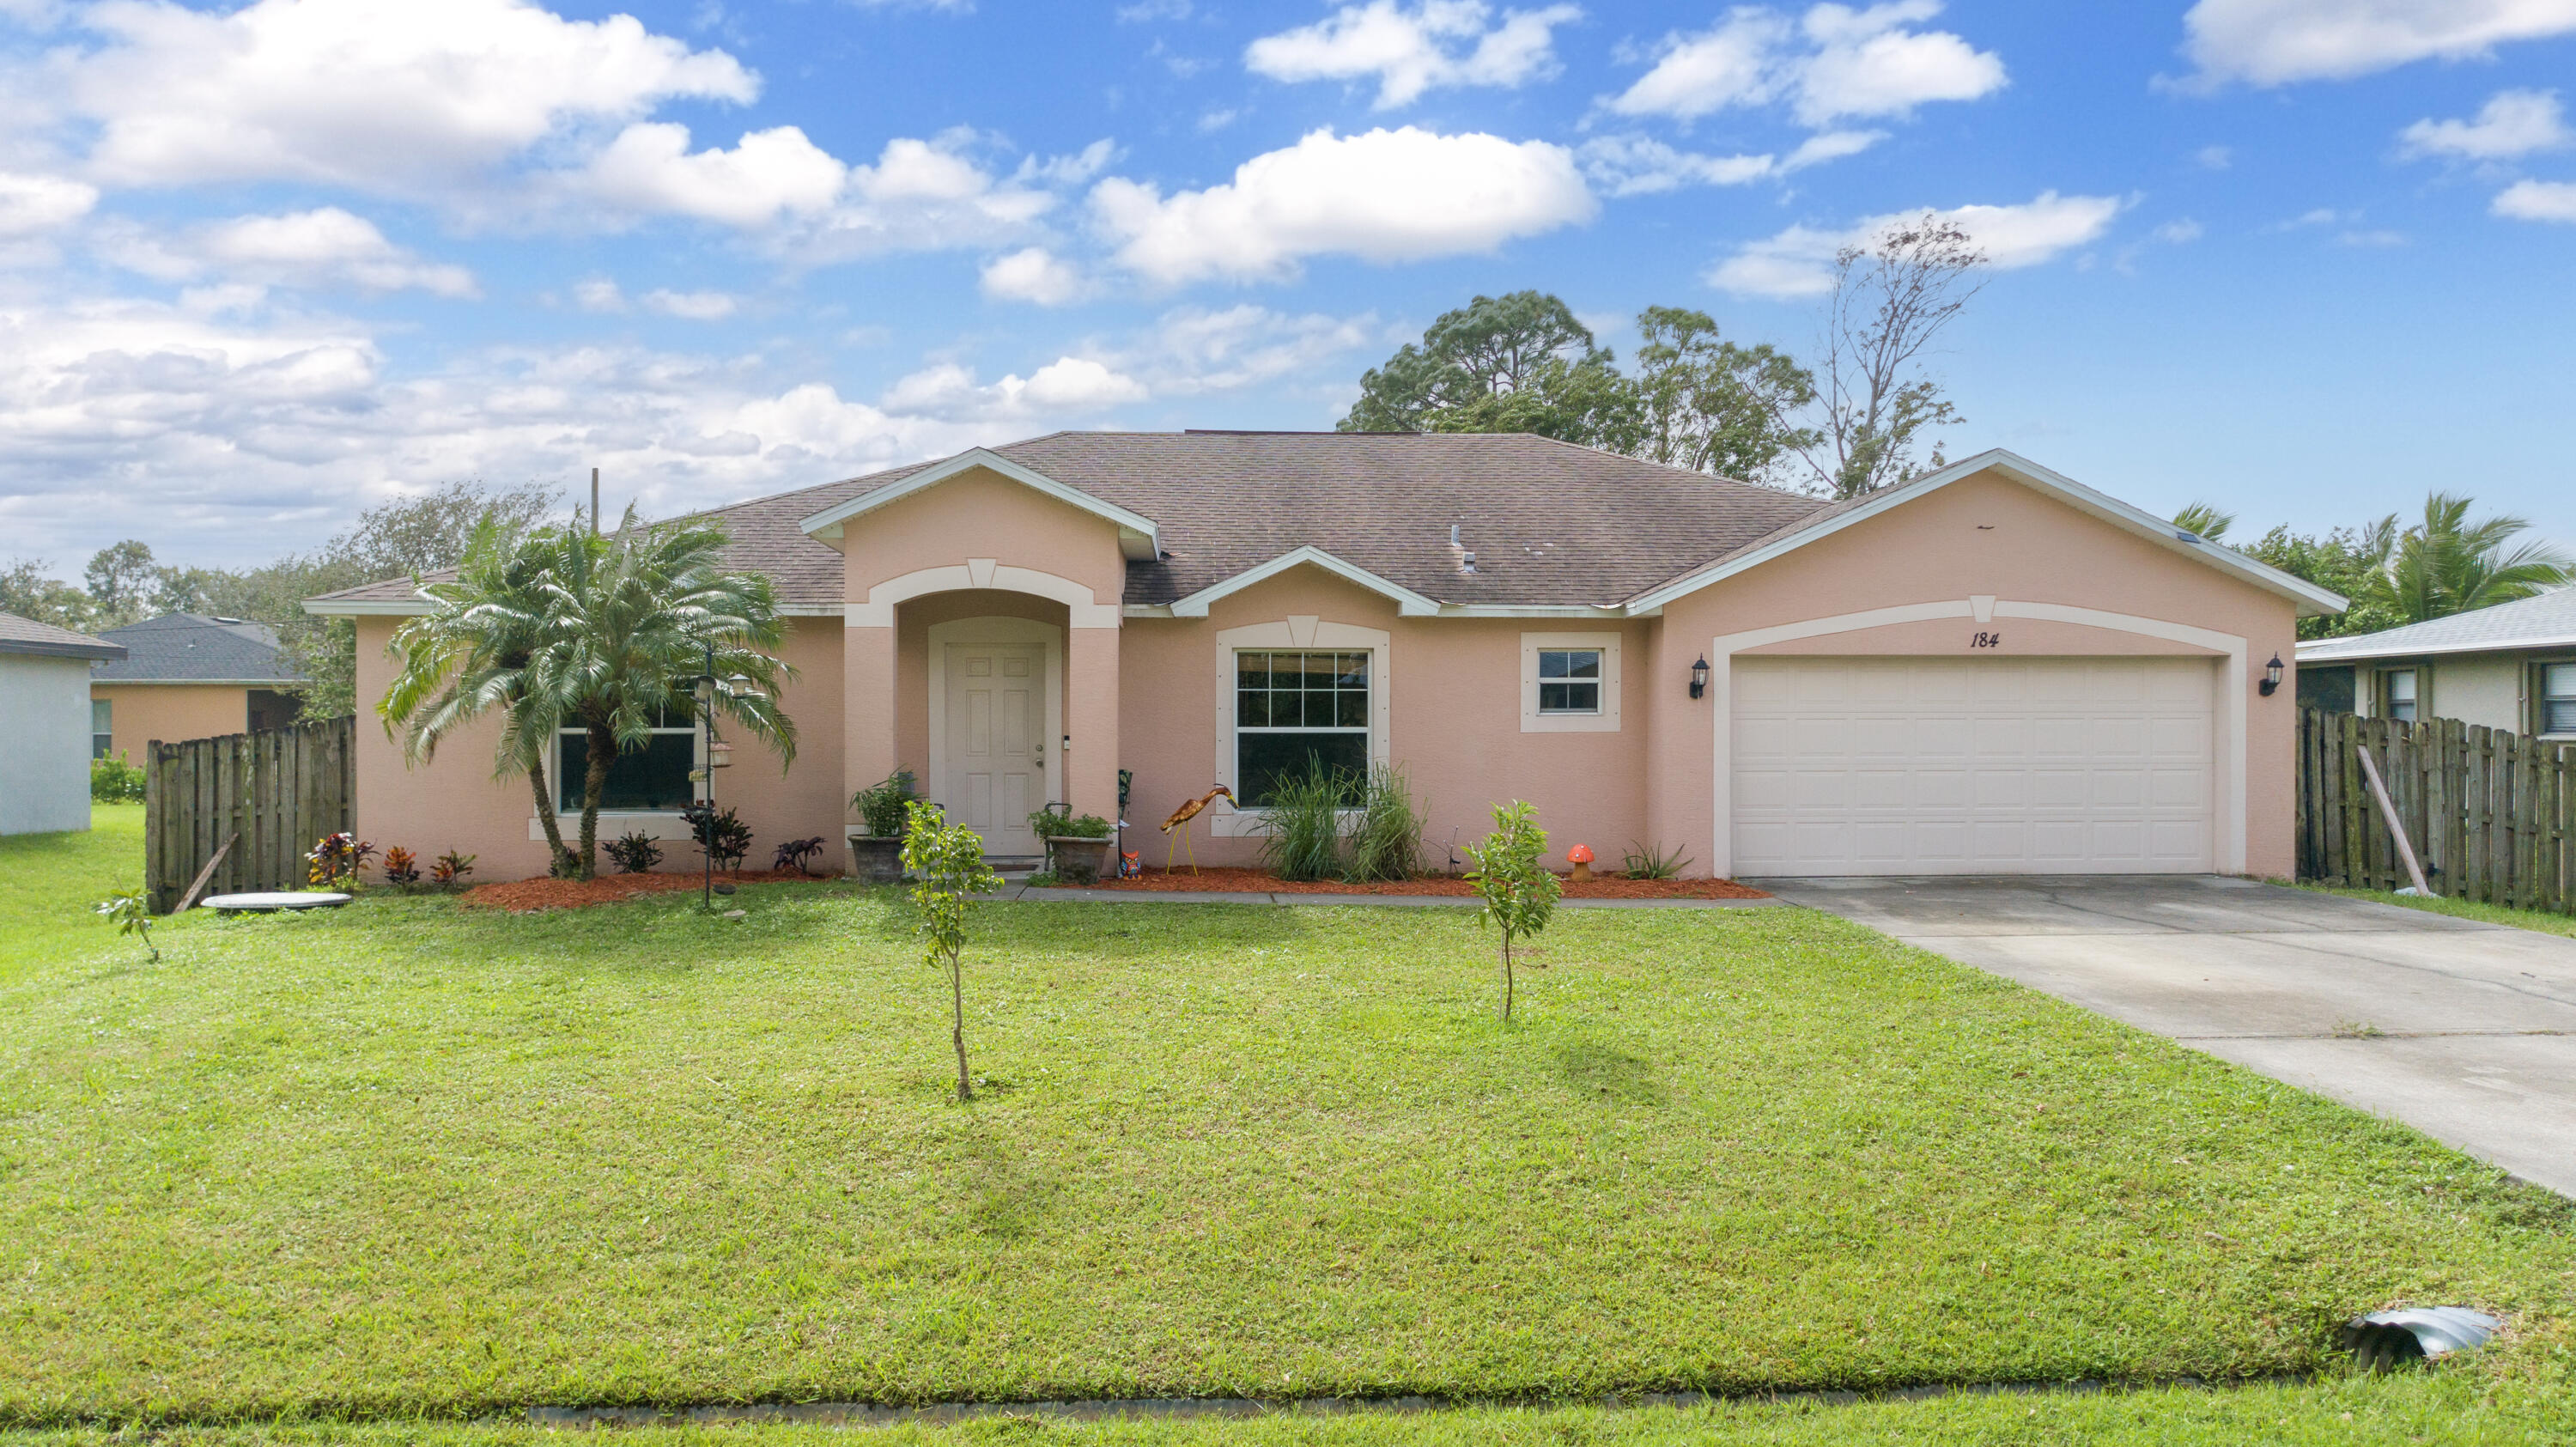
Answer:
0;611;127;662
91;613;302;683
307;431;1831;611
2300;587;2576;663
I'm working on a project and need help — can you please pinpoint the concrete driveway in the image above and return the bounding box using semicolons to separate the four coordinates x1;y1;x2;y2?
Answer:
1753;876;2576;1199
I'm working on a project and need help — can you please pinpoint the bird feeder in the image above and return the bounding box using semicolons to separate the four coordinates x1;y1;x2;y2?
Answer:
1566;842;1595;883
708;739;734;769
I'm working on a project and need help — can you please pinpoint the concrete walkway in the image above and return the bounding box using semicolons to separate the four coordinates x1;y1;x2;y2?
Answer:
985;883;1783;909
1755;875;2576;1198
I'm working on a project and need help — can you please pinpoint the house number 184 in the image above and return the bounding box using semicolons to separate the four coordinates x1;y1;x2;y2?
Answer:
1969;631;2002;648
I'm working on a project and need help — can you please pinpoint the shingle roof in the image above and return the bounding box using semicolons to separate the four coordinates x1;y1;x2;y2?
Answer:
91;613;302;683
0;611;127;662
310;431;1830;611
2299;587;2576;662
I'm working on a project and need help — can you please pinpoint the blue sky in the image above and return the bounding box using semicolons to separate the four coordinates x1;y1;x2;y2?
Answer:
2;0;2573;568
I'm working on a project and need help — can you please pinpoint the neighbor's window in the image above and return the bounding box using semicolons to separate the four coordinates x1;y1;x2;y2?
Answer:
1235;649;1369;806
557;708;696;812
91;698;112;759
2384;669;2419;723
2543;663;2576;737
1536;648;1602;714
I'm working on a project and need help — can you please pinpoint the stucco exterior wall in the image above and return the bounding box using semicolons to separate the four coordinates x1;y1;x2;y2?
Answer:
89;683;250;762
1649;468;2302;879
1;654;95;835
349;614;847;880
2350;654;2525;733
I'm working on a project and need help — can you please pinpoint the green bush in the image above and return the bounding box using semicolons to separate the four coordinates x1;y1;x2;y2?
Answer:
1259;758;1349;881
1342;762;1423;882
90;756;146;803
1028;805;1113;839
850;769;918;837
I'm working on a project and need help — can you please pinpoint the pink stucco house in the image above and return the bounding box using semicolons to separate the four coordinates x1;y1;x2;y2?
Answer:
306;432;2342;881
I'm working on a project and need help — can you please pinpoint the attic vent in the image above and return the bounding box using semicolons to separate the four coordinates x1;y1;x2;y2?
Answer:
1461;550;1477;575
1449;523;1461;547
214;616;243;623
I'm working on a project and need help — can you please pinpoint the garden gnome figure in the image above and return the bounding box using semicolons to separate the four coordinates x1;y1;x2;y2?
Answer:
1566;843;1595;884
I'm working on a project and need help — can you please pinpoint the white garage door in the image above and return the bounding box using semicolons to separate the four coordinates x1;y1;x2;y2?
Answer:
1732;657;2216;875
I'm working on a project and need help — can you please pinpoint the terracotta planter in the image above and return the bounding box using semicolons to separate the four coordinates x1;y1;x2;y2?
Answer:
846;833;904;885
1044;835;1113;885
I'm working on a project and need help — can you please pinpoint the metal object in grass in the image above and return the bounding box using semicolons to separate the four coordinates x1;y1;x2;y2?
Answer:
201;892;353;913
2340;1307;2500;1371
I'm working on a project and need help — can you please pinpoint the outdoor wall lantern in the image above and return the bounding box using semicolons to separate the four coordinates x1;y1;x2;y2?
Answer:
1689;655;1710;700
2259;654;2285;696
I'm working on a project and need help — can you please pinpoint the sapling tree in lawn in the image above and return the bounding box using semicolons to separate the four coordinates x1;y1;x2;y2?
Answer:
93;889;156;963
902;799;1002;1103
1464;800;1559;1022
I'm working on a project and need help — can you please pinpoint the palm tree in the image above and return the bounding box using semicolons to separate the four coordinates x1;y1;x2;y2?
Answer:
532;510;796;878
2172;501;2234;543
2378;493;2572;624
380;519;584;877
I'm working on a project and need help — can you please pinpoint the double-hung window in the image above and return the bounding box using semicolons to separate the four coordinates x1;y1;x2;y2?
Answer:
1234;650;1369;806
91;699;112;759
557;706;697;812
1537;648;1601;714
2543;663;2576;737
2383;668;2419;723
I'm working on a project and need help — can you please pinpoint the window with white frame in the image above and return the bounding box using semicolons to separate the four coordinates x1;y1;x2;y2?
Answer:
1234;649;1370;806
91;698;112;759
556;706;697;812
2543;663;2576;737
1520;631;1621;733
2382;668;2419;723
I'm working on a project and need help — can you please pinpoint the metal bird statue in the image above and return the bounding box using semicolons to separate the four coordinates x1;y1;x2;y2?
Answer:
1159;784;1235;875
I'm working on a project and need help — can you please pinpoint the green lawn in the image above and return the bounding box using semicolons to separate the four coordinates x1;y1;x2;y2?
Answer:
2;811;2571;1441
2301;882;2576;941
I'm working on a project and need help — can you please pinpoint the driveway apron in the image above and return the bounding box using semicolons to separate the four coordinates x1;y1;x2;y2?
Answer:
1753;875;2576;1199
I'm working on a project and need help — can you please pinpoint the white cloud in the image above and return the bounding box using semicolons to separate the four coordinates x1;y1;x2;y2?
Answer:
2196;144;2233;168
2181;0;2576;87
98;208;479;296
1091;125;1595;284
574;277;626;313
569;123;847;227
879;356;1147;420
980;246;1085;305
2494;179;2576;221
0;171;98;236
1607;2;2002;125
2152;217;2205;243
771;131;1062;263
1574;129;1880;196
1245;1;1583;109
2398;89;2572;161
63;0;756;193
1115;304;1385;394
641;289;738;319
1708;191;2123;298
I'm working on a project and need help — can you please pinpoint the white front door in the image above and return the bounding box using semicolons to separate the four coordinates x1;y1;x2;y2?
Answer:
1731;656;2217;875
942;641;1047;857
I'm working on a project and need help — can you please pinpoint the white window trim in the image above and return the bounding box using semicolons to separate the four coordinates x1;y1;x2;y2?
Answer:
2538;660;2576;739
1520;630;1620;733
530;715;702;836
2380;666;2421;722
1208;616;1391;838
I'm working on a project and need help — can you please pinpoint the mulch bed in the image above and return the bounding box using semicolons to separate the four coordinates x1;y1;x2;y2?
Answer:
458;869;841;913
1048;866;1770;899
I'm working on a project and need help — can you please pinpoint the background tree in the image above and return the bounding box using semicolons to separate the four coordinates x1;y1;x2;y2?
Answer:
379;519;586;877
82;541;161;628
1463;800;1560;1023
1771;216;1984;499
1340;290;1637;448
1630;306;1820;485
2381;492;2573;625
0;559;97;630
2172;502;2235;543
902;799;1003;1103
534;511;797;878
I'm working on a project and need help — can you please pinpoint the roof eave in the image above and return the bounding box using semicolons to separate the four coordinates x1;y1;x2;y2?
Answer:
1621;449;2352;617
1165;547;1443;617
2298;633;2576;663
799;447;1162;562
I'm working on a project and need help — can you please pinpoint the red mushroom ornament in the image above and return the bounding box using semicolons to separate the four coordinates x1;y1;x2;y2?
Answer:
1566;842;1595;884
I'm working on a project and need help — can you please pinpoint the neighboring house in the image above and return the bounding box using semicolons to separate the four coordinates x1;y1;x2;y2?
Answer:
2296;587;2576;740
88;614;307;762
1;611;127;836
307;434;2341;881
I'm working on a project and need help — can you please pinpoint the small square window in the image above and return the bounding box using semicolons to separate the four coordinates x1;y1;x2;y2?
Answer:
1537;648;1601;714
2543;663;2576;736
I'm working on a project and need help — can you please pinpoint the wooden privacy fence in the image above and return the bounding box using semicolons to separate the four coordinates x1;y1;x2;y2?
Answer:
2299;708;2574;914
144;715;355;914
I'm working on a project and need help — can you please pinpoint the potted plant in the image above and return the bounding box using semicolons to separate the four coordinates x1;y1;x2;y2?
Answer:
848;770;918;884
1030;804;1115;885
